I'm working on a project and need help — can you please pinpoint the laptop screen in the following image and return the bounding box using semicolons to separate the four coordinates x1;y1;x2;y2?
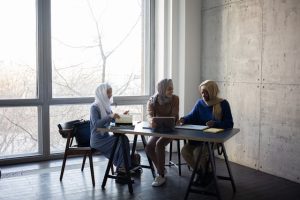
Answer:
152;117;175;132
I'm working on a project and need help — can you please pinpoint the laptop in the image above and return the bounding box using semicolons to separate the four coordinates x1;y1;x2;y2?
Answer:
152;117;175;132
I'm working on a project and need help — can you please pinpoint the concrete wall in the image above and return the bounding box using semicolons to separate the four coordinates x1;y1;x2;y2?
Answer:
201;0;300;183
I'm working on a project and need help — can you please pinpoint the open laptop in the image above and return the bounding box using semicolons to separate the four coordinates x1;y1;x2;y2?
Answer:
152;117;175;132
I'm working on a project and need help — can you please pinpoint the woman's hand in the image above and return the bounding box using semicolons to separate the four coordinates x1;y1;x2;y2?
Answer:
178;117;185;125
206;120;215;127
111;113;120;119
151;121;157;128
123;110;129;115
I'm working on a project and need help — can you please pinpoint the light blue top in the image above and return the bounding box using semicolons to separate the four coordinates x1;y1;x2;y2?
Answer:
90;103;113;148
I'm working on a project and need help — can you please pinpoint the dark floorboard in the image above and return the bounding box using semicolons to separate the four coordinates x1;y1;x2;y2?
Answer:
1;152;299;200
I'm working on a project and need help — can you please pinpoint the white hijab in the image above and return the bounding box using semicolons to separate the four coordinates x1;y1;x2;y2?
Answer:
94;83;112;118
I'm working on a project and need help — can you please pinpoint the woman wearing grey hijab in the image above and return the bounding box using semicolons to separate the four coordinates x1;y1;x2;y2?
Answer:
145;79;179;187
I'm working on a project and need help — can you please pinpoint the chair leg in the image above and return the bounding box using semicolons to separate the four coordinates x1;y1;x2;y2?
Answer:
110;165;114;175
183;140;191;171
60;153;68;181
169;141;173;165
177;139;182;176
81;154;87;171
88;153;95;187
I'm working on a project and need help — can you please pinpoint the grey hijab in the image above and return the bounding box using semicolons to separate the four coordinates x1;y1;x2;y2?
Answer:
151;79;173;105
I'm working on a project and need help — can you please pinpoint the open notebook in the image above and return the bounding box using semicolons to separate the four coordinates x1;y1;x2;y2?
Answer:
175;124;208;131
115;115;133;126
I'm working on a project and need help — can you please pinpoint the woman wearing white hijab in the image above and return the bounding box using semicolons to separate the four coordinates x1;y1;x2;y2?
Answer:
179;80;233;186
90;83;131;175
145;79;179;187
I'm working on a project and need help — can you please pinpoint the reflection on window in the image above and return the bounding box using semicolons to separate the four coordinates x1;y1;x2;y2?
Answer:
51;0;147;98
50;104;90;153
0;0;37;99
0;107;38;157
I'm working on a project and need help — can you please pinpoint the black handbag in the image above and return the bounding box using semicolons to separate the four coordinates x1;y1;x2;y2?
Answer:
73;120;91;147
58;120;91;147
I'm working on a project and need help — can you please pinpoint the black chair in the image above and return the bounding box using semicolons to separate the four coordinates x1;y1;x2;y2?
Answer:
167;139;189;176
58;120;114;187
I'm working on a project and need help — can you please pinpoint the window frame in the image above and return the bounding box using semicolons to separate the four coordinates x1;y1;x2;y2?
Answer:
0;0;155;165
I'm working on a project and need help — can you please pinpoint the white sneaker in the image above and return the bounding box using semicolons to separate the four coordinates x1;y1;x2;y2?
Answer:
151;175;166;187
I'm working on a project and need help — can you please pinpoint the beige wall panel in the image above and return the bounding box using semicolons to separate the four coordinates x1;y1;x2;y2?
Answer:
262;0;300;84
224;82;260;169
216;81;228;98
202;0;225;10
227;0;262;83
201;6;228;81
260;84;300;183
202;0;241;10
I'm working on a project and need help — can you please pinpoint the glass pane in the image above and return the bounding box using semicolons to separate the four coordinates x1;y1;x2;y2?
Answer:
51;0;147;98
0;0;37;99
0;107;38;158
50;104;90;153
112;105;144;141
112;105;144;123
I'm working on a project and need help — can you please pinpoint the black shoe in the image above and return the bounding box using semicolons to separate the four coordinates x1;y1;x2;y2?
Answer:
115;173;134;184
200;171;214;187
117;167;137;175
131;165;143;175
192;169;204;186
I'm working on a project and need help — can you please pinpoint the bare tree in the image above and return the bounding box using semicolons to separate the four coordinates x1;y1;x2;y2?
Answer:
52;0;142;96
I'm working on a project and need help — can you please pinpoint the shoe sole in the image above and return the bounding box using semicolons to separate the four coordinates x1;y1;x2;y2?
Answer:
151;179;166;187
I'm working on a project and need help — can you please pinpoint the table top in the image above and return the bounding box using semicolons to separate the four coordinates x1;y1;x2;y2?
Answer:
97;121;239;143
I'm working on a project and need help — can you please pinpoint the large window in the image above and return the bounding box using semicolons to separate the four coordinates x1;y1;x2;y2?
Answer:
0;0;154;164
50;104;90;152
51;0;148;97
0;0;37;99
0;107;38;157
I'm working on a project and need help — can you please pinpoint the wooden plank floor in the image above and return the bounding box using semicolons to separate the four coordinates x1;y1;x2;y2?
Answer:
1;152;300;200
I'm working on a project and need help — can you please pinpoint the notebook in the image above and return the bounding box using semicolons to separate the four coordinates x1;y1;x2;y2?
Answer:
152;117;175;132
115;115;133;126
175;124;208;131
203;128;224;133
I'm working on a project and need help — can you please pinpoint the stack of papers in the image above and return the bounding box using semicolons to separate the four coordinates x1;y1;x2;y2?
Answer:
175;125;208;131
203;128;224;133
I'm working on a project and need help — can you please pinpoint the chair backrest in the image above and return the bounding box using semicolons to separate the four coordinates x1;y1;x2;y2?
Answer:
58;120;91;147
58;120;81;138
